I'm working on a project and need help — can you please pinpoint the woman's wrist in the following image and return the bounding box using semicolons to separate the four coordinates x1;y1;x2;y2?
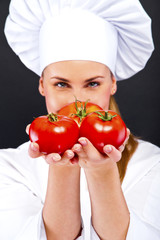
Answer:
84;159;118;179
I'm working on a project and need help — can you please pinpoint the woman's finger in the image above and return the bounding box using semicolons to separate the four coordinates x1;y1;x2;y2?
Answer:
72;143;86;158
26;124;31;135
77;138;98;159
103;145;122;163
125;128;130;142
118;144;125;153
118;128;130;152
28;142;43;158
45;152;62;164
45;150;75;165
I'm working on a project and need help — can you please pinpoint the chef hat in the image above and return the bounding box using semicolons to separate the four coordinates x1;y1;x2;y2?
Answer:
4;0;154;81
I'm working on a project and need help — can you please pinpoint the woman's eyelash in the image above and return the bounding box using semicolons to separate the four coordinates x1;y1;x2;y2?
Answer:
54;82;69;88
87;82;100;87
54;81;100;88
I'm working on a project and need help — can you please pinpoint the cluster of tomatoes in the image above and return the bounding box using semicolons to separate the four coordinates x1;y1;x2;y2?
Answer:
29;100;127;155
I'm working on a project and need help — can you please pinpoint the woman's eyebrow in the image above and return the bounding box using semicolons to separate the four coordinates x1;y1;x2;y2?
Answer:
51;76;69;82
84;76;104;83
51;76;104;82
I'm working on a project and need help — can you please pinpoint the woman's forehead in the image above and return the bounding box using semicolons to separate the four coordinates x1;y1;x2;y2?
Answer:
44;60;110;74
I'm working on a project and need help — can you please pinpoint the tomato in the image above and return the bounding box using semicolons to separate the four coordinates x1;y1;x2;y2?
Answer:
29;113;79;155
58;99;103;125
79;110;127;154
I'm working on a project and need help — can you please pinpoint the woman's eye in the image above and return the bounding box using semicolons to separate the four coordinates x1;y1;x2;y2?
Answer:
88;82;100;88
55;82;68;88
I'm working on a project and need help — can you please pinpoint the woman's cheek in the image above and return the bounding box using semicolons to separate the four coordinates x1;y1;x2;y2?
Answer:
95;93;111;110
103;89;112;109
46;96;69;113
44;96;57;113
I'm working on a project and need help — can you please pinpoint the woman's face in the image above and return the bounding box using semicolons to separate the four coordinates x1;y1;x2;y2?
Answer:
39;60;117;113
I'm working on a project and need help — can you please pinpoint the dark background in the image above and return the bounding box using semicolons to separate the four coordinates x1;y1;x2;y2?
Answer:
0;0;160;149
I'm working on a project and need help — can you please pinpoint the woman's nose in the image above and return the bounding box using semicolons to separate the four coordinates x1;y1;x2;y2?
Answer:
71;91;87;102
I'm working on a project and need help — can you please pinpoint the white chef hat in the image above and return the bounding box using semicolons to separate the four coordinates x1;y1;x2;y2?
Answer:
4;0;154;81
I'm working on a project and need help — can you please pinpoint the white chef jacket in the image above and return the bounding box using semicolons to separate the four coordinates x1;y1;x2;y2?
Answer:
0;140;160;240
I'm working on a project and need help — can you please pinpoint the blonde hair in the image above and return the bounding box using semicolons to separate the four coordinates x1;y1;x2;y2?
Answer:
109;96;138;183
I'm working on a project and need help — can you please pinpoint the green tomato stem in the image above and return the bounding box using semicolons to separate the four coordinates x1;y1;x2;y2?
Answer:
47;113;58;122
95;111;117;121
73;97;90;122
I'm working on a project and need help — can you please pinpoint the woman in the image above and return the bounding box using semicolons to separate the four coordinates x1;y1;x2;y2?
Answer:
1;0;160;239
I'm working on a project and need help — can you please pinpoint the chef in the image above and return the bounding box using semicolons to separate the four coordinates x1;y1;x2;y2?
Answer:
1;0;160;239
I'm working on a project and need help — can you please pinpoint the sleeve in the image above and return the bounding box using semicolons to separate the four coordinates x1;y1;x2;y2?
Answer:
90;159;160;240
89;205;160;240
124;161;160;240
89;210;160;240
0;146;85;240
126;210;160;240
0;181;47;240
90;225;101;240
0;182;85;240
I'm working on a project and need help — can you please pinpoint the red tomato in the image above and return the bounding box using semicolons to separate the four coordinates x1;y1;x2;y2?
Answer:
29;113;79;155
79;110;127;154
58;99;103;125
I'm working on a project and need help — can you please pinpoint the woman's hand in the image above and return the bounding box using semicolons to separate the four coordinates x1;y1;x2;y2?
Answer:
26;123;130;168
75;129;131;240
72;128;130;171
26;124;77;166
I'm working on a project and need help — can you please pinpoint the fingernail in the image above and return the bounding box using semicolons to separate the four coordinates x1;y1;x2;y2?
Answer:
79;139;87;146
118;145;124;151
74;146;81;152
67;151;74;158
52;154;61;161
104;146;112;153
31;143;37;152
